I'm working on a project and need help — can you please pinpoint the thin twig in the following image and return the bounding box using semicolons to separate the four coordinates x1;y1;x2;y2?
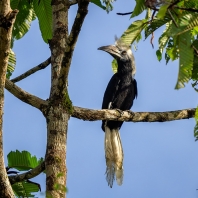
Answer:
117;12;133;16
168;9;178;27
11;57;51;83
174;6;198;13
192;45;198;55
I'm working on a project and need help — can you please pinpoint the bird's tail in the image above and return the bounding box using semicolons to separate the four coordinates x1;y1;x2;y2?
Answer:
104;126;124;188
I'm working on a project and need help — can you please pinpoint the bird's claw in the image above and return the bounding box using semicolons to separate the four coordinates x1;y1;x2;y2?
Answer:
115;109;124;117
126;110;135;117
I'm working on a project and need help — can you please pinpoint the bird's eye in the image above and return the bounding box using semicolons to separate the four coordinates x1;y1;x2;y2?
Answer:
121;51;127;55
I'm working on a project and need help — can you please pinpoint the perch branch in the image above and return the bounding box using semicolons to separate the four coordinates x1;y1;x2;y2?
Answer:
72;106;195;122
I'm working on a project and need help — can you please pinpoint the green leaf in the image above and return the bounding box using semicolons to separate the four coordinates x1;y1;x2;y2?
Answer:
121;19;147;45
194;106;198;141
156;4;169;19
7;49;16;79
7;150;41;171
175;31;194;89
167;13;198;37
131;0;146;18
145;8;151;20
157;22;171;57
192;40;198;81
11;0;36;43
156;49;162;61
192;81;198;92
112;59;118;73
33;0;52;43
165;52;170;64
91;0;106;10
12;181;40;197
165;37;179;62
101;0;115;12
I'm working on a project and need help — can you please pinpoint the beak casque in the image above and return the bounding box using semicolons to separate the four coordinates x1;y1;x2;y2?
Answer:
98;45;121;59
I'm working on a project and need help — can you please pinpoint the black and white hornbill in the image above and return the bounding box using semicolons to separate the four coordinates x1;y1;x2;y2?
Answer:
98;39;137;188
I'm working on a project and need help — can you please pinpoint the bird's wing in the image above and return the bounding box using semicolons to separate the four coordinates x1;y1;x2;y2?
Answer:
102;73;120;109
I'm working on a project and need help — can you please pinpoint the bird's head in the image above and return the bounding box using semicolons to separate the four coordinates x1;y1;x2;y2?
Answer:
98;38;136;76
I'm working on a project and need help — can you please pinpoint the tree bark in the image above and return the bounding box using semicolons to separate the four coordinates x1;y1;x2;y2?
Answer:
45;0;69;197
0;0;18;196
45;0;89;197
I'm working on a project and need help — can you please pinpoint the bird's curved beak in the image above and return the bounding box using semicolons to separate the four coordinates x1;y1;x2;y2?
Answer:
98;45;121;59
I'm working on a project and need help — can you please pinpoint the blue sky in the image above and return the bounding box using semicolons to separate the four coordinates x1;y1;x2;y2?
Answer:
3;0;198;197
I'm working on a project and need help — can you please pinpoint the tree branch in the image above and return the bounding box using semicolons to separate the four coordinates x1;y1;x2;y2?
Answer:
72;106;195;122
9;161;45;185
59;0;89;85
5;79;47;111
11;57;51;83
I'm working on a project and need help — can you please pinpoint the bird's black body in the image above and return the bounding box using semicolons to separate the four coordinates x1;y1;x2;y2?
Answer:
102;60;137;131
98;39;137;188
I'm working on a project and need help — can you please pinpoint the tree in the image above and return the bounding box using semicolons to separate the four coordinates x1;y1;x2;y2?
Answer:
0;0;197;197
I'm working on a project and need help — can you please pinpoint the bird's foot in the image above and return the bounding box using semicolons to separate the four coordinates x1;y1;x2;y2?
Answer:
115;109;124;117
126;110;135;117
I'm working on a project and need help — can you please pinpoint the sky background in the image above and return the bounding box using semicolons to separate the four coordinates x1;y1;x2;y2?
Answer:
3;0;198;197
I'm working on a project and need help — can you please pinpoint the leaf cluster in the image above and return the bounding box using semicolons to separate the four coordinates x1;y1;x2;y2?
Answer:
7;150;43;197
109;0;198;139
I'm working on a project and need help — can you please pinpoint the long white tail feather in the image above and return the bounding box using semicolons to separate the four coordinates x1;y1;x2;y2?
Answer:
105;126;124;187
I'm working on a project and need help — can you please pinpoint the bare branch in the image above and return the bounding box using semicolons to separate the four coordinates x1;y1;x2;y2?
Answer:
9;162;45;185
5;79;47;111
59;0;89;84
72;106;195;122
11;57;51;83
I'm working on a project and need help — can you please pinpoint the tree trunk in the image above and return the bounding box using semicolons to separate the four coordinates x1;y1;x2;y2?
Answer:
45;103;69;197
0;0;18;196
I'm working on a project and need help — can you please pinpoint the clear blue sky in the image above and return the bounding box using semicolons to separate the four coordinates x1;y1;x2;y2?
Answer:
3;0;198;197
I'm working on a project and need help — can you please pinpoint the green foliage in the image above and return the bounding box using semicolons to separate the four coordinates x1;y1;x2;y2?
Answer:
130;0;146;18
121;19;147;45
7;150;41;171
194;106;198;141
118;0;198;90
91;0;106;10
111;59;118;73
7;150;43;197
33;0;52;43
7;49;16;79
100;0;115;12
12;181;40;197
11;0;36;45
156;4;170;20
176;31;193;89
8;0;36;78
145;14;171;39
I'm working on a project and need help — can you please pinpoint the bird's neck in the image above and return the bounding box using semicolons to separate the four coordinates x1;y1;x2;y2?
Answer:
117;60;132;76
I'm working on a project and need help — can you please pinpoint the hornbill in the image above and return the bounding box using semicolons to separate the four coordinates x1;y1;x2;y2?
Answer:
98;39;137;188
